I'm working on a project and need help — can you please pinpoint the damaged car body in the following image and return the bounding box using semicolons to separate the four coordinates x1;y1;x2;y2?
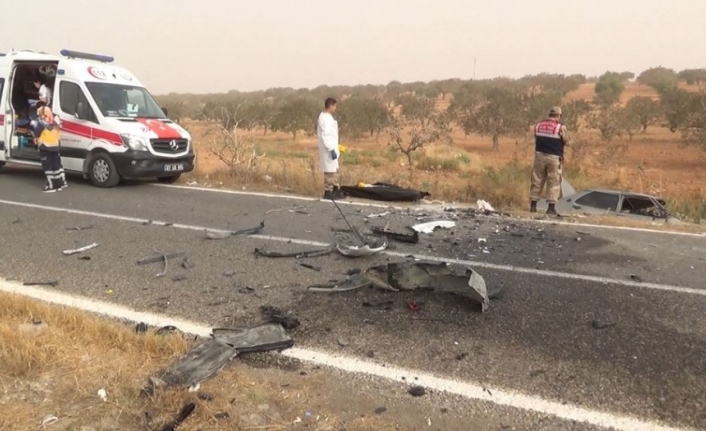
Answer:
538;188;681;223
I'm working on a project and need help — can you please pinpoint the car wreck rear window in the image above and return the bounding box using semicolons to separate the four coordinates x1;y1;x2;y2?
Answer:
575;191;620;211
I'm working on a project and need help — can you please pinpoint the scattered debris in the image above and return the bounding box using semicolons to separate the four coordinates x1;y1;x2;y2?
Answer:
181;257;195;270
629;274;643;283
137;252;187;266
172;275;188;282
408;386;426;397
370;227;420;244
337;238;388;257
260;306;301;330
298;262;321;272
330;197;367;245
365;211;391;219
159;402;196;431
205;230;231;240
23;280;59;287
476;199;495;212
135;322;149;333
255;245;336;259
149;323;293;390
222;270;237;278
529;369;546;378
62;243;100;255
66;224;93;231
308;273;374;293
374;407;387;415
265;205;308;215
407;301;420;312
41;415;58;427
78;256;91;261
97;388;108;402
156;326;181;336
309;261;494;311
205;221;265;239
12;218;21;225
412;221;456;234
18;320;49;336
591;320;617;330
152;251;170;278
337;338;350;347
197;392;215;401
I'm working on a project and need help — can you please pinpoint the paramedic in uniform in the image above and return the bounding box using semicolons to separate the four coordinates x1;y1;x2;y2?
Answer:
317;98;344;200
529;106;569;215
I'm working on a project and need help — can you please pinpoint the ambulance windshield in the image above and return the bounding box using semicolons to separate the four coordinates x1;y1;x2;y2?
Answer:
85;83;166;119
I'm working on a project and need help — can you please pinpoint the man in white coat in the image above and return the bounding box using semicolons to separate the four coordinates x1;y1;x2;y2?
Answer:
317;97;344;200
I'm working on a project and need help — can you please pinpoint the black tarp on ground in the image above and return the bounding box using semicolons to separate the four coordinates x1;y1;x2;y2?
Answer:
340;182;430;202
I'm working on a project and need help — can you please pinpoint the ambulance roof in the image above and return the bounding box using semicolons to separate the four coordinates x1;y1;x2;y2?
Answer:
0;49;144;88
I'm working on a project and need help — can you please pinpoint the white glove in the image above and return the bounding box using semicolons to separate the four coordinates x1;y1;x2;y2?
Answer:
30;120;37;127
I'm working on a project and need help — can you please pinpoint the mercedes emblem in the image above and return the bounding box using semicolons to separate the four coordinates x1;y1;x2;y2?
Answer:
169;140;179;151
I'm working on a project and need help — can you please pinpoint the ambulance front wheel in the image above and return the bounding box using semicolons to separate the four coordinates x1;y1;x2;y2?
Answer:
88;153;121;188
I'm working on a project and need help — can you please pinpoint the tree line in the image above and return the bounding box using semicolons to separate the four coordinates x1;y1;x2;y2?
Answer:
156;67;706;161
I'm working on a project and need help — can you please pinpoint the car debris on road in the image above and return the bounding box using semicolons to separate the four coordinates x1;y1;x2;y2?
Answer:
62;242;100;255
412;220;456;234
308;261;495;312
148;322;294;391
205;221;265;239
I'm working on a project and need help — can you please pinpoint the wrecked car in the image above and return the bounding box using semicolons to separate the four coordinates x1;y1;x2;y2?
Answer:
538;188;681;223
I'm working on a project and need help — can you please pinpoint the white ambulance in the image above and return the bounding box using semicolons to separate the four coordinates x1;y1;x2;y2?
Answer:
0;49;194;187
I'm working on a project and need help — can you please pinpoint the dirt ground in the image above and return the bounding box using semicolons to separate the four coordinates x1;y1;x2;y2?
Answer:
0;293;443;431
179;82;706;222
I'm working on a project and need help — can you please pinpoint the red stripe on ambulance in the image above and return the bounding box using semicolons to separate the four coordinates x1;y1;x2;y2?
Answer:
136;118;182;140
61;120;123;146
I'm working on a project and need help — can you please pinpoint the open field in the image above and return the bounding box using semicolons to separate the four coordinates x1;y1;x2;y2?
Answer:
175;82;706;223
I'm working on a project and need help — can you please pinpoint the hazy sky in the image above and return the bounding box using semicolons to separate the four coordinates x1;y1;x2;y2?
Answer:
3;0;705;95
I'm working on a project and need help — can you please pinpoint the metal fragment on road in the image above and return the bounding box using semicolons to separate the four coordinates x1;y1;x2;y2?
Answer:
370;227;419;244
254;245;336;259
337;239;388;257
62;243;99;255
136;252;187;266
24;280;59;287
66;224;93;231
205;221;265;239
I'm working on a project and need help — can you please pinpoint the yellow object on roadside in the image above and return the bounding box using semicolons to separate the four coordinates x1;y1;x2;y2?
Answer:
339;144;348;153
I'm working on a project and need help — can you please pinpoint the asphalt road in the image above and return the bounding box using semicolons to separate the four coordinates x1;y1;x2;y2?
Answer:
1;167;705;431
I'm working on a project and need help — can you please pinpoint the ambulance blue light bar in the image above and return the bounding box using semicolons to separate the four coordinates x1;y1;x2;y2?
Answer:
60;49;114;63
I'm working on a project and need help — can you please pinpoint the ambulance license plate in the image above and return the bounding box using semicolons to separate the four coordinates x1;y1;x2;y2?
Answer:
164;164;184;172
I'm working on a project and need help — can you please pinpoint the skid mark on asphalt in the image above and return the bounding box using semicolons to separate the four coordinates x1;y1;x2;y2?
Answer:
152;183;706;238
0;280;697;431
1;198;703;297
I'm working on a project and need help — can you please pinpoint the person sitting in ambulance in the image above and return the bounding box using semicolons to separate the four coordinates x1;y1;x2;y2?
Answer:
33;75;52;106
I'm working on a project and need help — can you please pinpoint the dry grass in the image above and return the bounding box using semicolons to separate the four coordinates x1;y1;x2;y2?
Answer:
180;82;706;223
0;293;400;431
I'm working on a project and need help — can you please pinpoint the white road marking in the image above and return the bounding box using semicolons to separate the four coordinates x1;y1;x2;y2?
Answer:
153;183;706;238
0;280;695;431
1;198;703;297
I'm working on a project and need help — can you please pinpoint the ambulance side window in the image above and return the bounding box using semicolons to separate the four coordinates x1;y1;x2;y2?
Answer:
0;78;5;100
60;82;97;123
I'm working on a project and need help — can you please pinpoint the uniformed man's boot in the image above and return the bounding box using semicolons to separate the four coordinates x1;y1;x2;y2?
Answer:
546;203;558;216
530;200;537;213
323;190;336;200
